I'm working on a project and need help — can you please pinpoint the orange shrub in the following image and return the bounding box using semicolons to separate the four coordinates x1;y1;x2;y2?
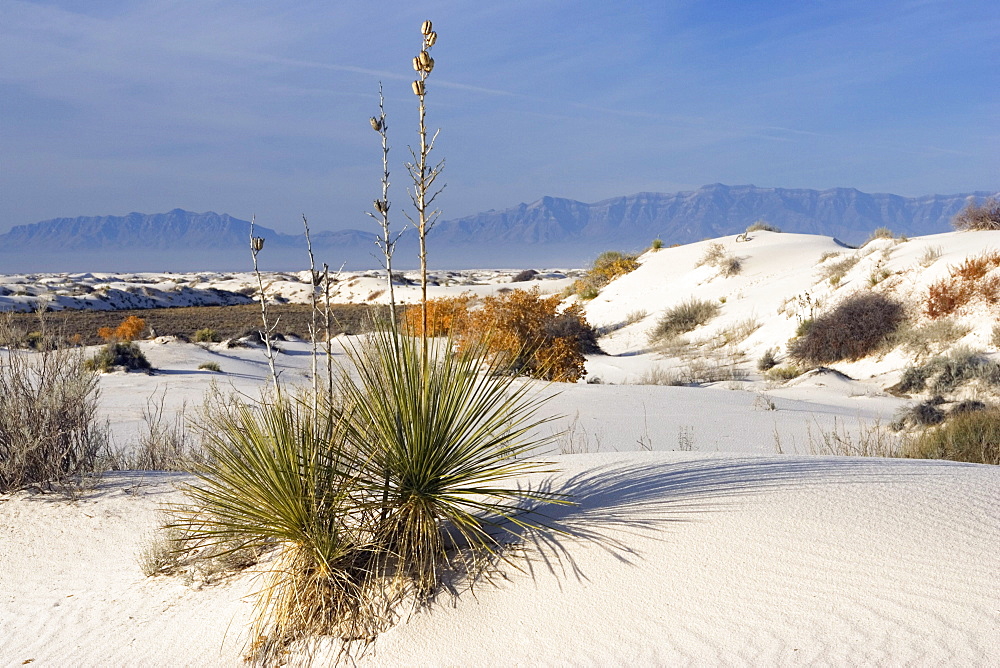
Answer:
98;315;147;342
459;288;596;382
402;295;474;337
925;252;1000;318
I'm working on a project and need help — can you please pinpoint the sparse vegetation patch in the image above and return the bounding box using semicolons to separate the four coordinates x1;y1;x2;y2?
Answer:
788;292;904;364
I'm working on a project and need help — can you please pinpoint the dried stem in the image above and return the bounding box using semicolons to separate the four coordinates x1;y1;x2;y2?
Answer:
250;215;281;398
367;84;402;329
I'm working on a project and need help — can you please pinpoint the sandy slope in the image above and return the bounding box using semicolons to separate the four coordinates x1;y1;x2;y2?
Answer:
2;455;998;666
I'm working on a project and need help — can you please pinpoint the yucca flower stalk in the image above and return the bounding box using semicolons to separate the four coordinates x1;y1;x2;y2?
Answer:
405;20;446;344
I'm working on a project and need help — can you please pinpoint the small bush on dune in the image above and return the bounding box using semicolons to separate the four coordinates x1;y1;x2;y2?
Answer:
892;347;1000;395
402;294;475;337
745;220;780;233
788;292;904;364
952;197;1000;231
85;341;152;373
198;361;221;372
461;288;597;382
194;327;220;343
909;408;1000;465
696;242;742;277
651;298;721;343
924;251;1000;318
510;269;538;283
650;238;664;250
864;226;896;245
0;343;108;492
572;250;640;298
757;348;779;371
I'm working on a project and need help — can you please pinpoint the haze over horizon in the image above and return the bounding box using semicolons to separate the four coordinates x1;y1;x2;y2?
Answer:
3;1;998;238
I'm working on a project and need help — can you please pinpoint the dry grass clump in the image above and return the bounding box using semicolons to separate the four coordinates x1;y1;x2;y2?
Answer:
863;226;897;245
194;327;220;343
891;347;1000;395
745;220;780;233
818;253;861;284
952;197;1000;231
650;298;721;344
892;318;971;359
696;242;742;277
0;340;108;492
788;292;904;364
909;407;1000;465
924;251;1000;318
766;364;804;381
919;245;943;267
461;288;597;382
126;394;207;471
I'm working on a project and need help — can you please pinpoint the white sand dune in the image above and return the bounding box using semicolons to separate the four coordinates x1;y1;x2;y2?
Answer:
2;455;997;666
3;229;1000;665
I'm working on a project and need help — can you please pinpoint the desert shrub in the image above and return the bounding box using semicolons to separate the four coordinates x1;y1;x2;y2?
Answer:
98;315;147;342
992;324;1000;349
402;294;475;337
952;197;1000;231
510;269;538;283
696;243;726;268
892;347;1000;395
950;399;987;417
650;238;664;250
864;226;896;245
745;220;780;233
757;348;778;371
0;344;108;491
818;254;861;283
788;292;904;364
650;298;721;343
909;408;1000;465
892;318;971;358
572;251;640;298
767;365;803;381
460;288;596;382
198;361;221;372
924;251;1000;318
696;242;741;277
85;341;152;373
194;327;220;343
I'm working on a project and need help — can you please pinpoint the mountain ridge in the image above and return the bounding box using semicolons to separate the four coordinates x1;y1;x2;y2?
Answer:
2;184;996;272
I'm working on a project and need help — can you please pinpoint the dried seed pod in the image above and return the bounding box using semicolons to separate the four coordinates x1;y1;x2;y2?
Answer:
419;50;432;68
423;57;434;73
424;31;437;47
412;56;421;71
421;20;433;35
373;199;388;214
370;117;381;132
412;80;425;95
251;237;265;252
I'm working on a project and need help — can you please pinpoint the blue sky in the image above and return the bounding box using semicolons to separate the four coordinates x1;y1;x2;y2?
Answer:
2;0;998;235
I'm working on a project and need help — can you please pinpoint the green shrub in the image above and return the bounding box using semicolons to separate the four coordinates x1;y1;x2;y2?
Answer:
767;364;803;381
573;250;640;298
788;293;904;364
85;342;152;373
651;298;721;343
194;327;220;343
909;408;1000;464
198;361;221;372
757;348;778;371
650;238;664;250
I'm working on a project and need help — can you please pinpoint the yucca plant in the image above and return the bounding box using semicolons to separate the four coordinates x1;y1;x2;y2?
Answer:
168;395;389;663
338;327;565;597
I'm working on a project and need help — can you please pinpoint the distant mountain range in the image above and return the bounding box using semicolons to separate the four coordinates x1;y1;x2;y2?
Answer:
1;184;996;272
